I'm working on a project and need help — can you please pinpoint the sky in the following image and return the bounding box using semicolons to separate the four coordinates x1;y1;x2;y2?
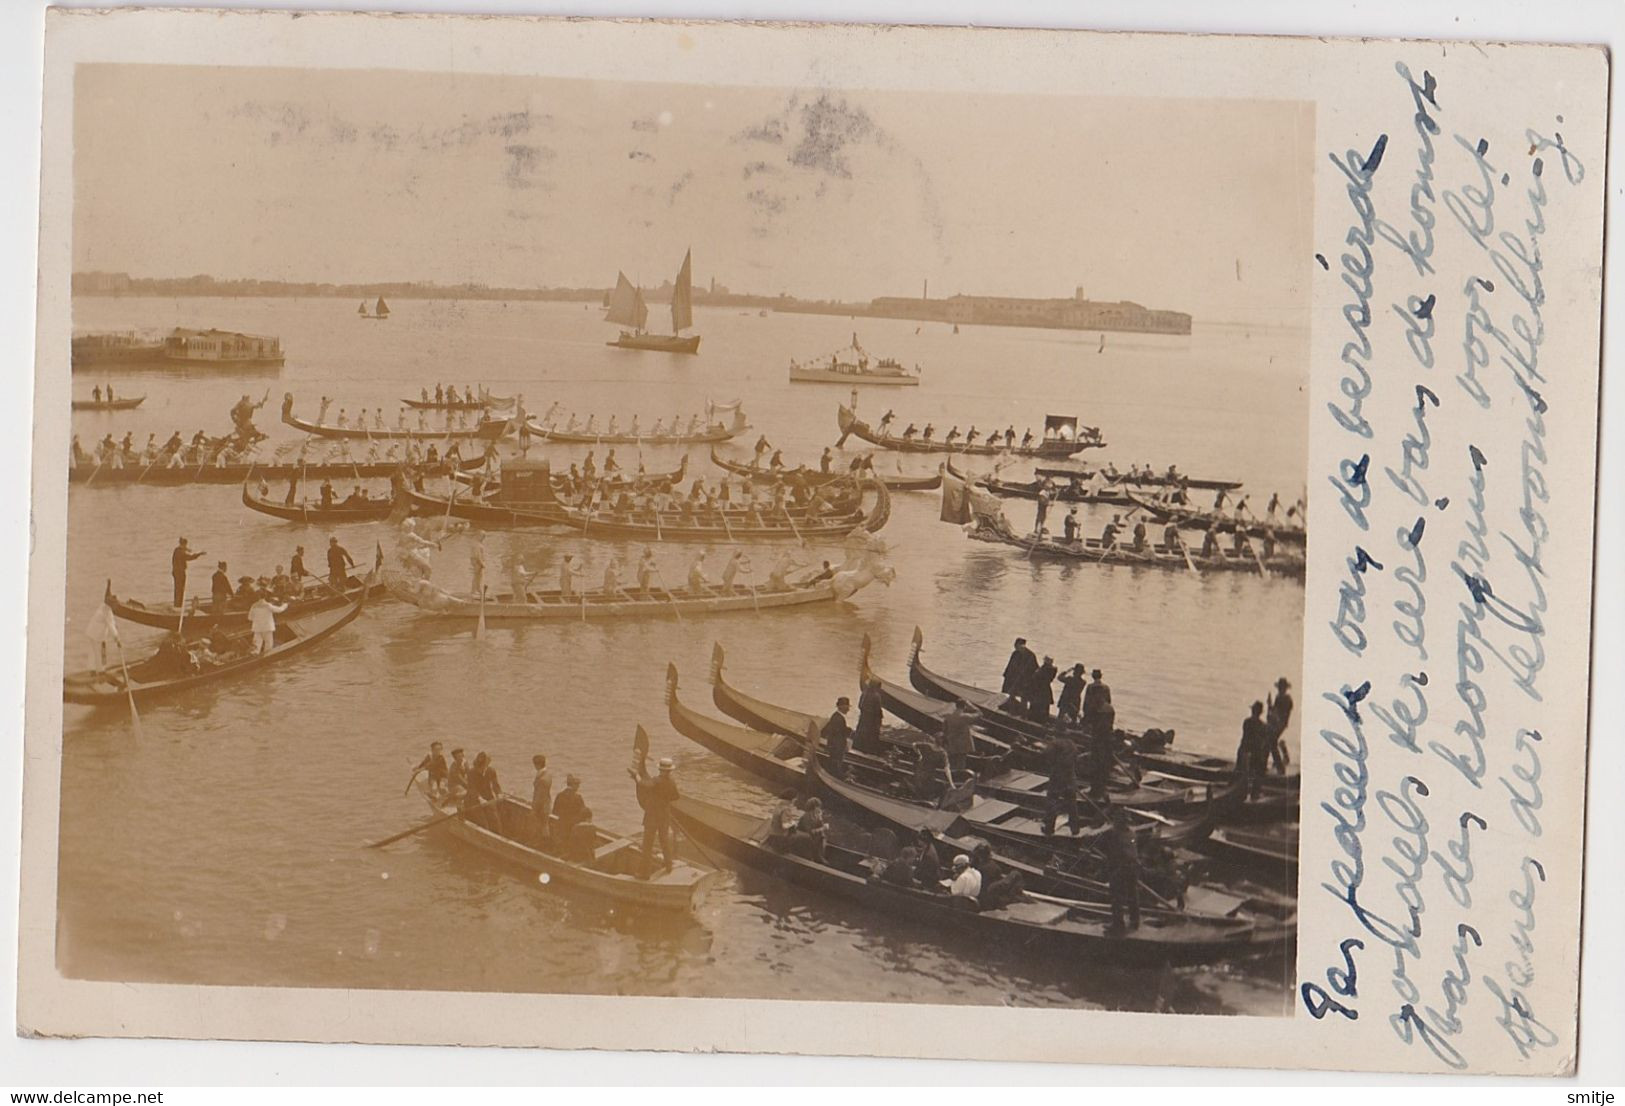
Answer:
73;65;1314;324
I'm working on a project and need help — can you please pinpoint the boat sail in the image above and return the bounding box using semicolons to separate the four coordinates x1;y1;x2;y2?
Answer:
605;272;649;330
606;251;701;354
375;297;390;319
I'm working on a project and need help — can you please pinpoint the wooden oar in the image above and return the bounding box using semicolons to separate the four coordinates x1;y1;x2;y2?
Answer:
402;767;424;796
364;797;496;849
112;628;142;740
475;585;487;641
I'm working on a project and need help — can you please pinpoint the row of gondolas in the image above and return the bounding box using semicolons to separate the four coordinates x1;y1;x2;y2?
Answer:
377;629;1299;970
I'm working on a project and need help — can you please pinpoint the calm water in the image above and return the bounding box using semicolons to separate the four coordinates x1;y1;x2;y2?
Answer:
57;297;1306;1015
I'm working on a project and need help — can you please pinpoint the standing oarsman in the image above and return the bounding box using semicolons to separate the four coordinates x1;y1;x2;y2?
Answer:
289;545;309;585
941;699;977;778
1041;727;1080;836
1104;808;1142;934
630;757;680;878
1235;700;1271;800
853;678;885;755
248;591;288;654
469;531;487;597
171;537;206;608
447;748;469;797
327;537;357;590
530;755;553;846
1267;677;1294;773
1001;637;1038;709
415;742;449;798
822;696;853;779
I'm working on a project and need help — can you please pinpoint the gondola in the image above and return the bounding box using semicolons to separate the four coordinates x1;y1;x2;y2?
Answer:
670;796;1291;967
1124;491;1307;543
402;398;488;411
835;404;1102;458
103;576;384;632
669;665;1210;848
526;418;744;446
1032;462;1243;493
710;447;943;492
241;480;399;523
903;626;1301;798
72;395;146;411
384;546;895;621
413;780;717;913
281;394;512;441
962;510;1306;579
1197;822;1299;893
65;581;369;707
455;453;691;496
406;470;892;542
945;457;1236;507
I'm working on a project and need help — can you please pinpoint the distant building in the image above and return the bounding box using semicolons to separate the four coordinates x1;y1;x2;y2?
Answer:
866;288;1190;335
71;270;133;294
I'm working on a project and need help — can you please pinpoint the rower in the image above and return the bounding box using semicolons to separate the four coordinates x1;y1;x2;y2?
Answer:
637;548;659;596
462;752;504;833
1020;429;1034;449
720;550;749;593
171;537;206;608
807;560;835;585
327;536;356;590
921;423;934;442
1003;427;1016;449
965;425;980;446
1063;506;1081;543
941;699;976;777
687;552;713;596
1131;519;1148;551
529;755;553;845
1100;515;1121;549
900;423;918;441
1267;677;1294;773
319;479;336;508
602;555;629;600
628;415;640;437
820;447;834;474
92;385;101;403
1103;809;1142;934
853;678;884;754
1163;522;1182;551
551;774;592;859
629;756;679;878
944;426;960;446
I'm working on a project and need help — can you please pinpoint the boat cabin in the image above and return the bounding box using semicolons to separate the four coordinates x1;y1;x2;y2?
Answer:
490;459;558;505
1044;415;1080;442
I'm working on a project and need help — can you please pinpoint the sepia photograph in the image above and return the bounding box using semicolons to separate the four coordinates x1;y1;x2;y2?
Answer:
55;59;1308;1014
13;6;1612;1079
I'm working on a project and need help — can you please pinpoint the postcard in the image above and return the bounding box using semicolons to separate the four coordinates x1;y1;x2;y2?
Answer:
16;8;1607;1075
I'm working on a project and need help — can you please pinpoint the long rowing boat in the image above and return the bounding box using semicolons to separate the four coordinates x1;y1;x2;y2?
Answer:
836;404;1101;458
963;511;1306;579
946;457;1239;506
70;459;409;488
72;395;146;411
526;415;746;446
1124;490;1307;543
415;780;717;913
670;796;1290;966
710;447;942;492
282;394;512;441
241;481;398;523
384;547;894;621
65;584;369;706
405;469;893;542
105;576;384;632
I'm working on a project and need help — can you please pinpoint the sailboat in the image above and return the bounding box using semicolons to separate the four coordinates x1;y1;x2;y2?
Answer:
359;296;390;320
606;249;701;354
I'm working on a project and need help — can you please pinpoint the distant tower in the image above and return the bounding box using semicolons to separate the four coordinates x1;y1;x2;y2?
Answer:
1075;285;1086;301
710;276;716;294
923;279;929;302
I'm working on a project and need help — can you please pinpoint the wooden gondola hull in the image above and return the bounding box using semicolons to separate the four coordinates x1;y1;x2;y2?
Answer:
789;368;918;386
71;396;146;411
387;573;848;621
64;589;368;706
1125;491;1307;544
525;420;738;446
710;448;941;492
71;460;411;487
242;482;396;523
282;395;511;441
965;519;1305;578
671;797;1289;966
106;578;384;632
837;404;1099;457
422;786;716;912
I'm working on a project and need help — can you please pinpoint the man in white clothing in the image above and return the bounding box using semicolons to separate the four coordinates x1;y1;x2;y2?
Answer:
249;592;288;654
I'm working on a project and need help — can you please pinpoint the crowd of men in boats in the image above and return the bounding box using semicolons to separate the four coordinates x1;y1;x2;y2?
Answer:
1029;502;1289;559
400;523;839;599
170;534;360;610
872;409;1104;449
410;741;683;880
420;384;487;406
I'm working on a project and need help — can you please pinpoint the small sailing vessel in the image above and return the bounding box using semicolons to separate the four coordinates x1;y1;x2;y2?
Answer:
606;250;701;354
359;296;390;320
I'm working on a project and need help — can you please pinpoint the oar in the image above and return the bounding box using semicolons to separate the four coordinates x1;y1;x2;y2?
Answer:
112;627;142;740
475;585;487;641
364;797;496;849
402;767;424;796
653;568;684;624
